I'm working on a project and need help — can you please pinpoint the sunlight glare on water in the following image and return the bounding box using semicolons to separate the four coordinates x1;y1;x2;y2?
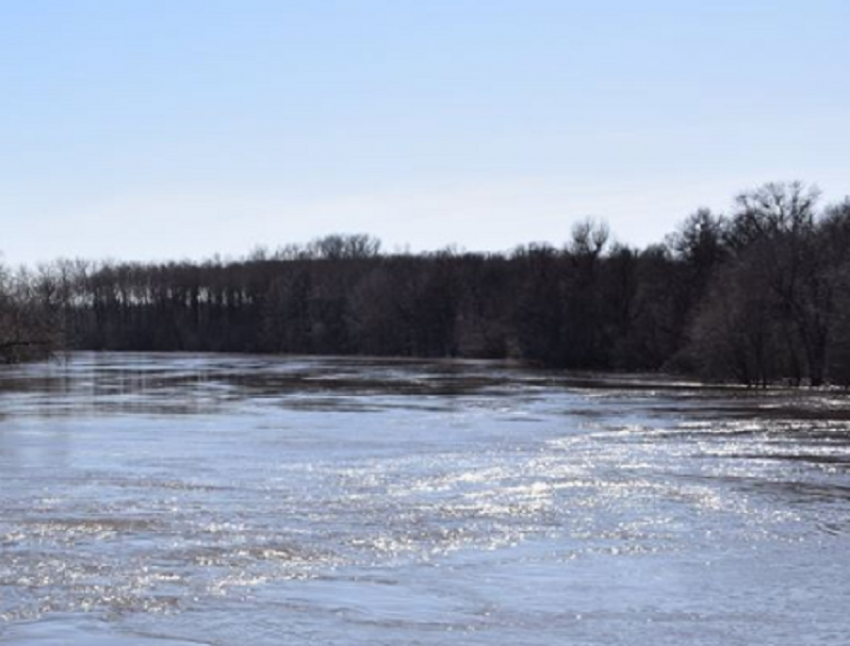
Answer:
1;353;849;645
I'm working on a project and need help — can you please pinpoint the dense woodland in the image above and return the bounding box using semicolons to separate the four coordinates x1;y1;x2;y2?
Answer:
2;182;850;387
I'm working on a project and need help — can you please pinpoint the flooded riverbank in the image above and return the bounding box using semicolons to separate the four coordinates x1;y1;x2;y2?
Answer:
1;353;848;645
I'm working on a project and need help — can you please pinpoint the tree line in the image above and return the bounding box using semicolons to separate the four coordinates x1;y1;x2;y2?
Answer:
2;182;850;386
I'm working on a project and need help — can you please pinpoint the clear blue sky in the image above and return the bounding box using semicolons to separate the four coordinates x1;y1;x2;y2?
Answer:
1;0;848;265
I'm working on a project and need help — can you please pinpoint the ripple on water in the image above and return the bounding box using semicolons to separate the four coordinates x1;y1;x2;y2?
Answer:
2;354;850;645
1;615;211;646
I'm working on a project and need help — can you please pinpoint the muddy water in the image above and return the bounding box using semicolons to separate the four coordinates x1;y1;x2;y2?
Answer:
0;353;848;645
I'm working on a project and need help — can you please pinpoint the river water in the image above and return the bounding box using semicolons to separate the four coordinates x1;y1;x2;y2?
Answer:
0;353;848;645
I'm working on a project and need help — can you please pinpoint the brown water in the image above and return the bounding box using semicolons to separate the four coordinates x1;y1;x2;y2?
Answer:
1;353;849;645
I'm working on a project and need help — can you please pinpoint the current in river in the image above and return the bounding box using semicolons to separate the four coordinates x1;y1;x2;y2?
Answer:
1;353;849;645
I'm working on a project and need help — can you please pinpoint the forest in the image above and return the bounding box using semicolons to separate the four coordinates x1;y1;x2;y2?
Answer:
2;181;850;387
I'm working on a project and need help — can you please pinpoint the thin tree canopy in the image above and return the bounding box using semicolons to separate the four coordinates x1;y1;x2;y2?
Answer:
3;186;850;386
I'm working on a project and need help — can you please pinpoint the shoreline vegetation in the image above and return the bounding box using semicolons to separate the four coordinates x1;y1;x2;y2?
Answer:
3;181;850;388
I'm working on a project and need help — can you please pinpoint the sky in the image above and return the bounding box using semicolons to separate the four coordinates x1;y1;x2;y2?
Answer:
1;0;848;265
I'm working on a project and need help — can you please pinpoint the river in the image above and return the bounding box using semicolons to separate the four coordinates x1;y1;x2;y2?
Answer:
1;353;848;645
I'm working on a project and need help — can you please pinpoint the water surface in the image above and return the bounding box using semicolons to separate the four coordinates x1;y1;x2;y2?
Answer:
1;353;849;644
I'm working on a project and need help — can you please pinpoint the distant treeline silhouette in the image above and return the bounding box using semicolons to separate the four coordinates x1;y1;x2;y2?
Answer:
3;181;850;386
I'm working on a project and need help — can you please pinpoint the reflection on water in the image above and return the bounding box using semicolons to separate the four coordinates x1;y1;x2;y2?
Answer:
1;352;849;645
